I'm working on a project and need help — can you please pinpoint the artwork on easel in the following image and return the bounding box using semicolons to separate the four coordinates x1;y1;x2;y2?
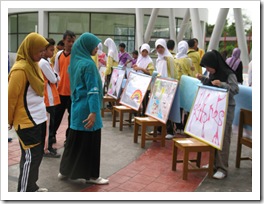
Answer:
184;85;229;150
119;71;152;111
99;66;106;88
107;68;125;99
145;77;178;124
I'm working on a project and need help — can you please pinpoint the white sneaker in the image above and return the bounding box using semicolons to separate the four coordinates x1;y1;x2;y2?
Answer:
165;134;175;139
86;177;109;185
202;164;209;168
35;188;48;192
58;173;67;180
148;130;161;135
213;171;226;179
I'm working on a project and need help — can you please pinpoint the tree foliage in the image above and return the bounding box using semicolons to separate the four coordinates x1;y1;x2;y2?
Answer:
205;13;252;58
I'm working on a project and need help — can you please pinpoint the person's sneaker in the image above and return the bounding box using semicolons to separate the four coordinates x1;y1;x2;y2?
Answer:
43;151;61;158
86;177;109;185
165;134;175;139
58;173;68;180
148;130;161;135
48;147;57;154
35;187;48;192
213;171;226;179
202;164;209;168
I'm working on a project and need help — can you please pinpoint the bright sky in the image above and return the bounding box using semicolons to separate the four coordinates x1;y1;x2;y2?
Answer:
207;8;253;25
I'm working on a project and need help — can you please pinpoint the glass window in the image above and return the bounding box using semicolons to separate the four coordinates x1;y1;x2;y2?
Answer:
49;12;90;35
8;14;17;33
18;13;38;33
8;34;17;52
91;13;135;36
144;15;169;39
91;13;135;53
8;12;38;52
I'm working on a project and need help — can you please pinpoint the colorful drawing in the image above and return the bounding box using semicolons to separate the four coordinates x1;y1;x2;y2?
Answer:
107;68;125;99
145;77;178;124
119;71;152;111
184;85;229;150
99;66;106;88
130;89;142;104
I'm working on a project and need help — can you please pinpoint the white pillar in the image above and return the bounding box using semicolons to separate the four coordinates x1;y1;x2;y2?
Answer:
207;8;229;51
169;8;177;48
189;8;203;48
38;10;48;37
135;8;144;50
177;8;190;42
144;8;159;43
233;8;249;70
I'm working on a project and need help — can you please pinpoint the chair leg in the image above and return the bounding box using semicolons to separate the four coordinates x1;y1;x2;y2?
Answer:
112;109;116;127
134;122;139;144
208;148;214;178
236;139;242;168
141;124;146;148
196;152;201;168
183;150;189;180
119;111;123;131
172;143;177;171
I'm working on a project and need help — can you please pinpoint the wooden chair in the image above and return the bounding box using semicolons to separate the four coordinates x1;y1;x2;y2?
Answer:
236;109;252;168
133;116;167;148
172;137;215;180
112;105;139;131
101;95;117;117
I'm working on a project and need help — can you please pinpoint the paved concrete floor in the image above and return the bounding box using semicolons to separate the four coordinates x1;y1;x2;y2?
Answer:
7;111;255;197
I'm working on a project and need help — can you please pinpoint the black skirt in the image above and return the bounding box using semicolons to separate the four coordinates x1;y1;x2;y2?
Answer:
59;128;101;180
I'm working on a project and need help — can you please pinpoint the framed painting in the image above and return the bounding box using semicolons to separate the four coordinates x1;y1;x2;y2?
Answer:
184;85;229;150
107;68;126;99
145;77;178;124
119;71;152;111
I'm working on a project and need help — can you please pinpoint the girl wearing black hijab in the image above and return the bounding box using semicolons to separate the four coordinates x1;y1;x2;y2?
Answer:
196;50;239;180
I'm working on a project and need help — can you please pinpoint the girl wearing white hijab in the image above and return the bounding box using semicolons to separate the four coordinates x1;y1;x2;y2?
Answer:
175;40;194;80
155;39;177;79
132;43;154;75
104;38;118;76
133;43;154;116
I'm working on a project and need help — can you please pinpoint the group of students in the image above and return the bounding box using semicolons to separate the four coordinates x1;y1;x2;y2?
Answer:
8;29;245;192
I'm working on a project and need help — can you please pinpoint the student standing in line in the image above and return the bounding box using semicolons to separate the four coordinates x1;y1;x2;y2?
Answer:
166;40;194;139
167;39;176;58
50;40;64;67
103;38;119;91
155;38;177;79
58;32;109;185
132;43;154;116
8;32;49;192
39;38;61;158
187;38;201;76
197;50;239;180
155;38;177;138
225;47;243;84
118;43;133;69
53;30;76;144
193;38;205;60
127;50;139;67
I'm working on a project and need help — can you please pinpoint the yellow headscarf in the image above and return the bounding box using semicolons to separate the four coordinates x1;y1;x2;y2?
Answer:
9;32;49;96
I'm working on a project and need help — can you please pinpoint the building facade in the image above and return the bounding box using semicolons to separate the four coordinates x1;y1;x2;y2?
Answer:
8;8;208;56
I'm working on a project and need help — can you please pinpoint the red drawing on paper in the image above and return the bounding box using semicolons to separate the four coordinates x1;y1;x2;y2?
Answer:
187;88;227;147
